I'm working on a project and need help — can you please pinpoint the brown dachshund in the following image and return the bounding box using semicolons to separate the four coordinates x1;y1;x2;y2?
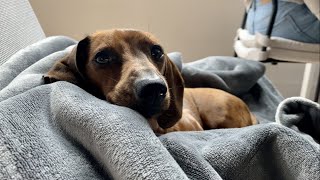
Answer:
44;29;256;134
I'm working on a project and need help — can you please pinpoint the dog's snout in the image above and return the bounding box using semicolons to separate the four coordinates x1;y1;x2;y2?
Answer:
135;79;167;102
134;79;167;117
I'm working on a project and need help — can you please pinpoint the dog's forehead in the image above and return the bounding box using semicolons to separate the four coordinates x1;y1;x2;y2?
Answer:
90;29;159;47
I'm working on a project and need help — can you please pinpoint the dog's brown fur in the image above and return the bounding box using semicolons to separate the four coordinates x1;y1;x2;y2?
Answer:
44;29;256;134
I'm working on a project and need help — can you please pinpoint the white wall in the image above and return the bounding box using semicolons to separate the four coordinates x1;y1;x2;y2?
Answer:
29;0;306;97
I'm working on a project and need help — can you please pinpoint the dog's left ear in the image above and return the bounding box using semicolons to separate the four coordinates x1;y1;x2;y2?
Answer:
43;37;90;85
157;56;184;129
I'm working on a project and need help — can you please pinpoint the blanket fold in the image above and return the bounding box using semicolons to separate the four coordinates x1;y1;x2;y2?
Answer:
276;97;320;143
51;82;188;179
160;123;320;180
182;56;265;95
1;36;319;180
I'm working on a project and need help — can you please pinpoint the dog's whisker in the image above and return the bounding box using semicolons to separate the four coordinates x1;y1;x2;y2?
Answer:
100;86;116;88
107;77;119;83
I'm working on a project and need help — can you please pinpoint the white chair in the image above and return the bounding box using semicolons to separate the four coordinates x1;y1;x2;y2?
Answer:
234;0;320;102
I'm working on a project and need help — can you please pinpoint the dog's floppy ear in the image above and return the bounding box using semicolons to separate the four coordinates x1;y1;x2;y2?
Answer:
157;56;184;129
43;37;90;85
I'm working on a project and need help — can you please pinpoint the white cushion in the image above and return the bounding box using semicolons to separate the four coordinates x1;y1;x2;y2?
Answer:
234;29;320;63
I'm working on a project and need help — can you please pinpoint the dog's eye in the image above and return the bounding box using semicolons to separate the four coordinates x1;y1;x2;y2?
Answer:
151;45;164;60
94;51;116;64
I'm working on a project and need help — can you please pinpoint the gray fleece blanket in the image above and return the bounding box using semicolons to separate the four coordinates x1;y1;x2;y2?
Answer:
0;36;319;180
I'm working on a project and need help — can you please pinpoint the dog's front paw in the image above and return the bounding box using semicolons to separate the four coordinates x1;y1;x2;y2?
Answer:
42;75;57;84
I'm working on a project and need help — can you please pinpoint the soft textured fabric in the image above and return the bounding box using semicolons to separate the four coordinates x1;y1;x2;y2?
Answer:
245;0;320;43
1;36;319;179
181;56;265;95
160;123;320;180
243;0;320;20
0;0;45;66
276;96;320;143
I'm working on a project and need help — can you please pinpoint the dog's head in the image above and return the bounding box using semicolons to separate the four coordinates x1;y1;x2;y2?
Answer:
44;29;184;129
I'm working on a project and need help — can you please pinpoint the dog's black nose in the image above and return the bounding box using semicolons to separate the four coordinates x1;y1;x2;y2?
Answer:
134;79;167;117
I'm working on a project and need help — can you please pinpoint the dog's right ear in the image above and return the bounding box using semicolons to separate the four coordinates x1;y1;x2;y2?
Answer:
43;37;90;85
157;56;184;129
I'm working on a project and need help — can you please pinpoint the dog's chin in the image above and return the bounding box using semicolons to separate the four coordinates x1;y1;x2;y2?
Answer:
105;92;169;119
132;96;170;119
134;105;163;119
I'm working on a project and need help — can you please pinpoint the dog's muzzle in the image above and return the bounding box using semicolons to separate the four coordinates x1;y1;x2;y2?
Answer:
134;78;167;118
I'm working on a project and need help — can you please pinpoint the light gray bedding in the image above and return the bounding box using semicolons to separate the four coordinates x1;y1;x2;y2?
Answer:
0;36;319;179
